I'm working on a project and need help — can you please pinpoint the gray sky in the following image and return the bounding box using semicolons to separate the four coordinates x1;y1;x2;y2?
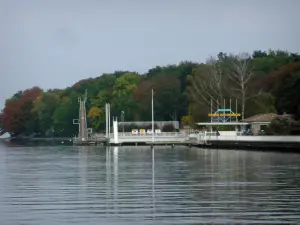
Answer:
0;0;299;108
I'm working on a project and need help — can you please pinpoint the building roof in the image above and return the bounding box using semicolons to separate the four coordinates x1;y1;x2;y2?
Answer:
241;113;278;123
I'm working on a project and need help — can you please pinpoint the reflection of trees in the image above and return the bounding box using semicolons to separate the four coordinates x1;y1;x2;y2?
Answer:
0;145;7;206
1;145;300;222
182;148;300;221
175;149;269;214
85;146;300;221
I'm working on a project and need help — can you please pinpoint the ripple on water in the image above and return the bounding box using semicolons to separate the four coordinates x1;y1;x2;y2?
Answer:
0;145;300;224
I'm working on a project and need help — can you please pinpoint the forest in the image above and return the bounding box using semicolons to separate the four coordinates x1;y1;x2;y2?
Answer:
1;49;300;137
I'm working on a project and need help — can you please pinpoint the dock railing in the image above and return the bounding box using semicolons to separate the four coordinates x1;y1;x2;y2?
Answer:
195;131;300;143
117;132;185;137
187;131;245;144
73;133;107;142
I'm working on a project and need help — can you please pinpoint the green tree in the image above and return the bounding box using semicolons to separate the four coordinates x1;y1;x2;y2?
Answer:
52;92;79;136
135;76;182;121
32;92;60;135
275;72;300;118
87;106;103;131
2;49;300;136
112;72;141;120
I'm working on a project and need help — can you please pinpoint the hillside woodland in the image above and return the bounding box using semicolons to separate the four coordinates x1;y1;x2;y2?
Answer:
1;50;300;137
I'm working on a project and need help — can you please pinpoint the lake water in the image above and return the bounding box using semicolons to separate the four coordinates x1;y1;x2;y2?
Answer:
0;143;300;224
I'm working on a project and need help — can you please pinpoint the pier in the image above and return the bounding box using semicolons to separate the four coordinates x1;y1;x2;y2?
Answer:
109;131;189;146
71;91;300;151
191;131;300;151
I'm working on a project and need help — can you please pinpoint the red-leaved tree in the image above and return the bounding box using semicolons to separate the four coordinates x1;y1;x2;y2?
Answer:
2;87;42;136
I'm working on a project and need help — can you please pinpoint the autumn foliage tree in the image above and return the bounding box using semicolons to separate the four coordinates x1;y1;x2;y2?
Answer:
0;111;4;135
2;87;42;136
87;106;103;131
1;49;300;137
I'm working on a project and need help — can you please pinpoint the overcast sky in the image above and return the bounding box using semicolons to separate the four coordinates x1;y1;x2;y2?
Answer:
0;0;299;108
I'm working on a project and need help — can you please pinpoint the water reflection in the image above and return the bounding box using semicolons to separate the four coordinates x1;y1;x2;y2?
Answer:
0;145;300;224
152;147;155;221
113;147;118;214
79;146;87;194
106;146;111;211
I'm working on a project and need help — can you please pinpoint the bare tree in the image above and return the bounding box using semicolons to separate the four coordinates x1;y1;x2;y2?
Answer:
188;57;224;111
189;53;261;120
206;56;224;102
225;53;261;119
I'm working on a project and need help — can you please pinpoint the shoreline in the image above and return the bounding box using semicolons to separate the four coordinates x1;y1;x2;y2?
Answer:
9;137;72;141
192;140;300;153
2;135;300;153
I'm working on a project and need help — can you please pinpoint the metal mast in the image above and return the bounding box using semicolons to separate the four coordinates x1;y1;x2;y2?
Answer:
78;89;88;141
152;89;154;143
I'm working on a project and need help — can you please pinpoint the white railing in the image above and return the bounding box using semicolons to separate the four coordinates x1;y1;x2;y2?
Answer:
73;134;107;142
209;135;300;142
191;132;300;143
187;131;246;144
74;132;185;139
188;131;243;137
117;132;184;137
91;133;106;139
110;136;187;144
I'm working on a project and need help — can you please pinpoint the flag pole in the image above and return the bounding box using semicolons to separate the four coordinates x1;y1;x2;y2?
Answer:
152;89;154;143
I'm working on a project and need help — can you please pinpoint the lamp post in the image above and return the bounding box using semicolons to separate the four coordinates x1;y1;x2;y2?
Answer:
121;111;124;136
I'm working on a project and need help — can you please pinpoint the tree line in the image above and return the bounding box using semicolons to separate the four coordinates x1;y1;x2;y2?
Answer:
1;49;300;137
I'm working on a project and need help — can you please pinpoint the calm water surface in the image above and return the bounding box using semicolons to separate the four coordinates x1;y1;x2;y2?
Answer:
0;143;300;224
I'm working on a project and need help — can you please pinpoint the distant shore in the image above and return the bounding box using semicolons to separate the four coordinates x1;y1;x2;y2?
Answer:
0;136;73;144
7;136;71;141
